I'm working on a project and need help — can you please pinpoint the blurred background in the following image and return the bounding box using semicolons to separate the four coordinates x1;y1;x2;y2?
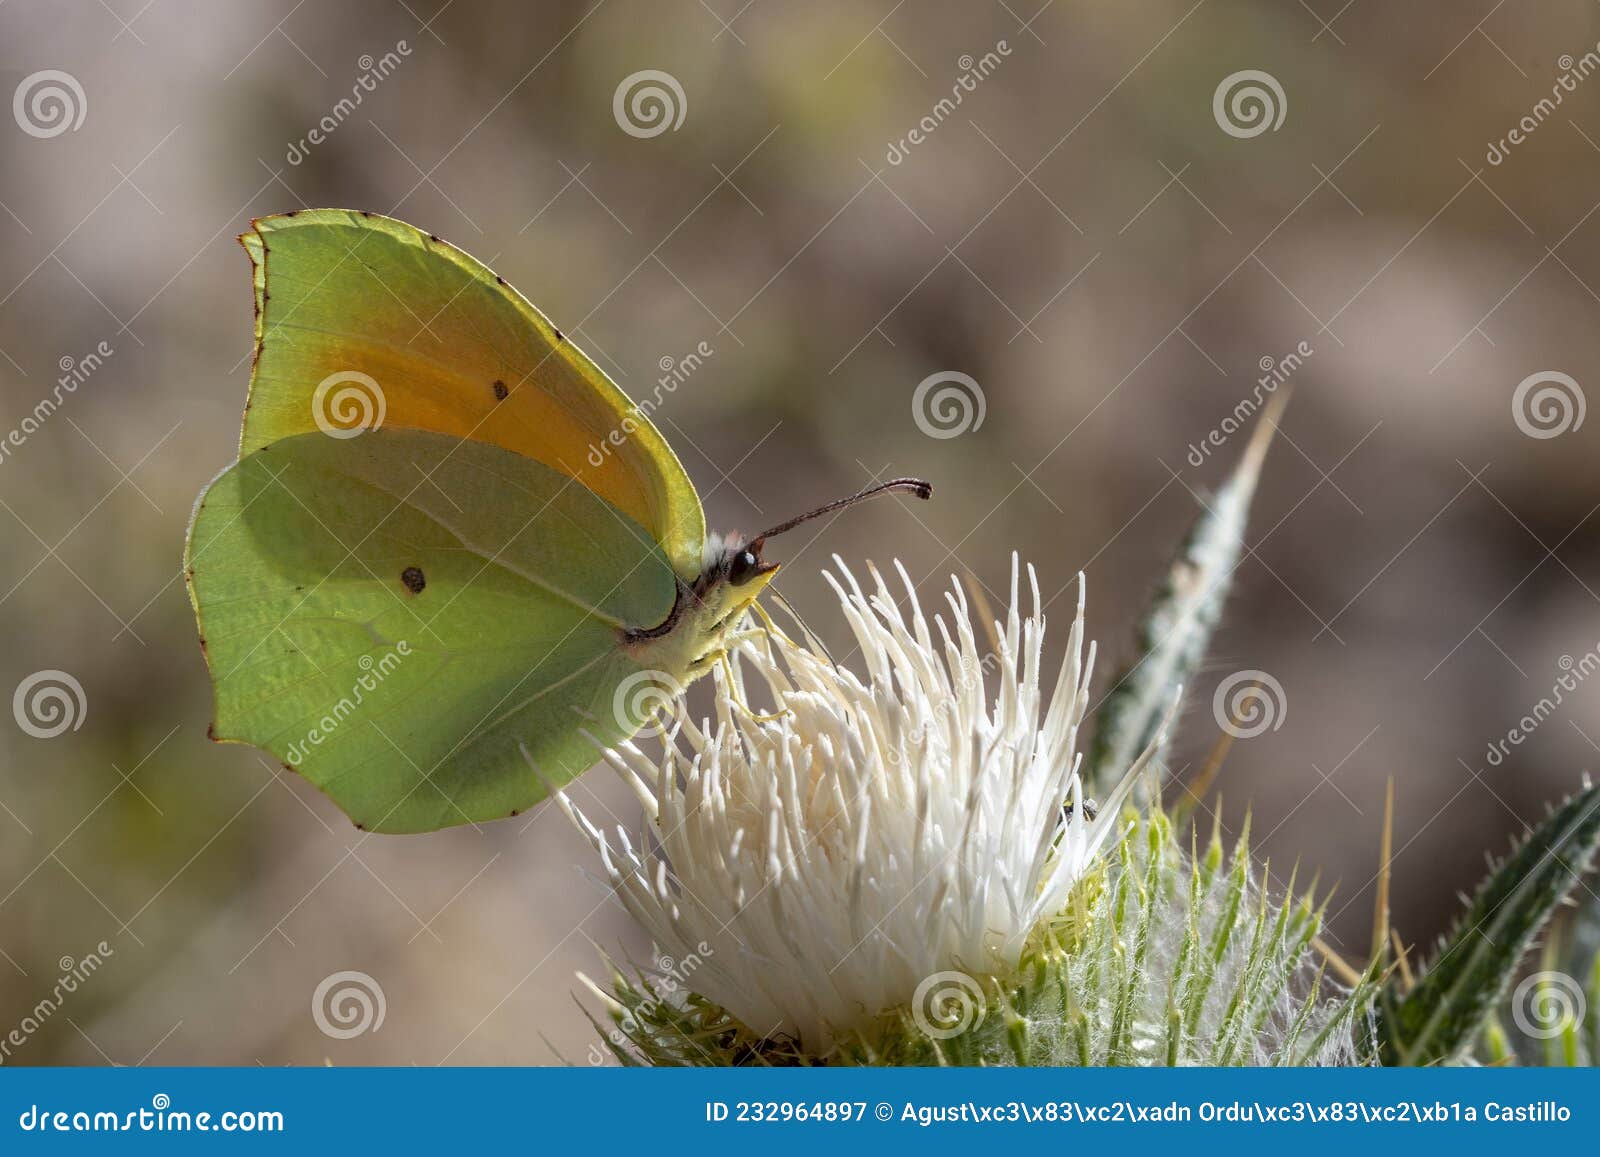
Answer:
3;0;1600;1064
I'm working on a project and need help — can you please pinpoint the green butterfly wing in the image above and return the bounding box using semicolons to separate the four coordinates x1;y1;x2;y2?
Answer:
238;209;705;580
186;427;677;833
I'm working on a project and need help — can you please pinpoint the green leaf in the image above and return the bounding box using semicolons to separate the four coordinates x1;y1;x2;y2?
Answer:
1085;393;1285;802
1376;781;1600;1066
1484;858;1600;1064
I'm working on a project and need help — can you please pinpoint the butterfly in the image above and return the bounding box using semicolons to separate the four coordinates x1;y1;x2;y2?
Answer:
185;210;930;833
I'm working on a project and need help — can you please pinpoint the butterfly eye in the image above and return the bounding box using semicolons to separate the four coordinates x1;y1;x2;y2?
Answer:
727;549;763;586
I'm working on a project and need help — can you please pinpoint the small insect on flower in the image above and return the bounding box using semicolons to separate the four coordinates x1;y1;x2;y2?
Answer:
560;555;1172;1052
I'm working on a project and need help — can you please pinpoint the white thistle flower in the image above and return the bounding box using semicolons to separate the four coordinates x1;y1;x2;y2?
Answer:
561;556;1167;1052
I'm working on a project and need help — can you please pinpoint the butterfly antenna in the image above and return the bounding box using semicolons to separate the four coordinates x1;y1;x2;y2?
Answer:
752;478;931;546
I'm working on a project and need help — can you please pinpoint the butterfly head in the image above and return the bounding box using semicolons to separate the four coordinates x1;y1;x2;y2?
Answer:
683;534;780;648
716;534;781;588
710;477;929;589
697;477;931;595
680;531;781;640
629;478;931;666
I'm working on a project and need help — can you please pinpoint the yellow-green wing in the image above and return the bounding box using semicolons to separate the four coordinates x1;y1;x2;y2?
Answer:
186;426;677;833
238;209;705;582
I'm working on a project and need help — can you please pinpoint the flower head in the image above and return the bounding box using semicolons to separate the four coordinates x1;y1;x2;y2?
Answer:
562;557;1165;1051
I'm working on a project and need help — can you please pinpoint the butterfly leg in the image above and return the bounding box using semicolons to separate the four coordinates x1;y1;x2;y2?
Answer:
715;649;791;725
690;619;793;725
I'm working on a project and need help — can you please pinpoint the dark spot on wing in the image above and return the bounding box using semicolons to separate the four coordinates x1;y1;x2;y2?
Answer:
285;210;298;218
492;379;508;401
495;274;506;286
401;566;426;594
553;328;564;342
428;233;440;243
